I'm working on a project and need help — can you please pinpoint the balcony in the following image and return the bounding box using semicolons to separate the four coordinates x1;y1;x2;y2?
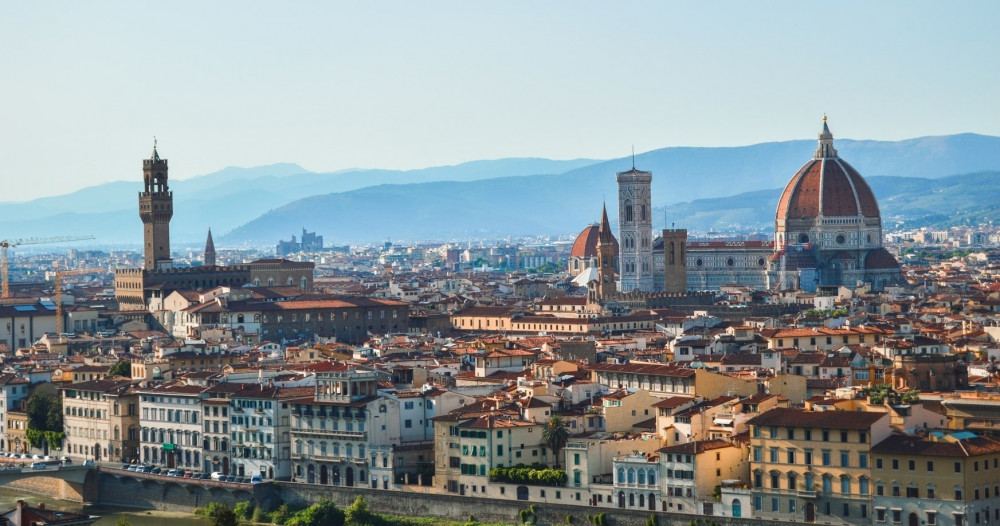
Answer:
294;428;365;439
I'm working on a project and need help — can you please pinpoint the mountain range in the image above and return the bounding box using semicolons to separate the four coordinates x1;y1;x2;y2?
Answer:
4;133;1000;247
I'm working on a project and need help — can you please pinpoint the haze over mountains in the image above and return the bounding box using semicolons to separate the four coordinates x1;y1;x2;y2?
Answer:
5;134;1000;247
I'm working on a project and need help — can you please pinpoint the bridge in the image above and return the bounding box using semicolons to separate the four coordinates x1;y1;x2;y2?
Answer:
0;464;95;501
0;464;90;484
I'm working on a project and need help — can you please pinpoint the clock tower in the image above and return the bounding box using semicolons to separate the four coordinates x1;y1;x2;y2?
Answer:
139;140;173;271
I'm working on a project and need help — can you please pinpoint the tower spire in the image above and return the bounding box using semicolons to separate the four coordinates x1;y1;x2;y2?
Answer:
152;137;160;161
203;228;216;267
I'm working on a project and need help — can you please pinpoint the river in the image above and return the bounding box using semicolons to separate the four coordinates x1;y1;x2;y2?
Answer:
0;486;209;525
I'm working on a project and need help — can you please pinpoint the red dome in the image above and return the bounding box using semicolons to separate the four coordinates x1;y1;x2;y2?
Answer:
865;248;900;270
776;120;880;222
776;157;880;221
570;224;619;259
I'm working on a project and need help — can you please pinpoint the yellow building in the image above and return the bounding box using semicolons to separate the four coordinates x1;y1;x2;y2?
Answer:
871;432;1000;526
747;408;891;524
60;378;139;462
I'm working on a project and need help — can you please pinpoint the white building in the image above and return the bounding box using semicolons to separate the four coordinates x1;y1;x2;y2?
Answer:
137;383;206;471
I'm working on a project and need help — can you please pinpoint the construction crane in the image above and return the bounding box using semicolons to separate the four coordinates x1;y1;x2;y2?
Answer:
54;262;106;338
0;235;95;298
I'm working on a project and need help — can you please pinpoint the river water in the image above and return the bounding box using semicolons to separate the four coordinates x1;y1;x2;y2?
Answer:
0;486;209;525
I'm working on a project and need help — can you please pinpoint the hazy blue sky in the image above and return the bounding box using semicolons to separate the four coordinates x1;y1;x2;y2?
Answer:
2;1;998;200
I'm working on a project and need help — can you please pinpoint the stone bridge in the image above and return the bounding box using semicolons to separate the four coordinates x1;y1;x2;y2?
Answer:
0;465;96;502
94;468;272;511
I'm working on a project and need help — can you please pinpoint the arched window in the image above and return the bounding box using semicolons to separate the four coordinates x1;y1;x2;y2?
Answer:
625;200;633;223
617;467;625;483
627;468;635;484
732;499;742;518
647;469;656;485
638;469;646;485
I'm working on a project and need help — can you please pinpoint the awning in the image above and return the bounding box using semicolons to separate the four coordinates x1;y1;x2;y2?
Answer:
713;418;733;426
161;443;175;450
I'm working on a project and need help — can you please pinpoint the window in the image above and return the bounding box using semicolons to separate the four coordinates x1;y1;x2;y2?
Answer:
859;453;868;468
908;459;915;471
843;503;850;517
955;487;963;500
770;448;779;463
841;478;850;495
892;510;902;524
927;460;934;472
841;451;849;467
859;432;867;443
804;429;812;441
955;462;962;473
859;478;869;496
822;450;831;466
787;428;795;440
927;512;936;526
892;458;899;470
927;486;935;499
753;447;761;462
787;450;796;464
822;430;829;441
771;498;778;512
769;427;778;439
877;508;886;522
804;450;813;465
841;431;848;442
907;486;918;498
876;458;883;469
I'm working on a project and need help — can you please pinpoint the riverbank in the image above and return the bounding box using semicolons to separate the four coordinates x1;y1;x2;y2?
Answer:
0;486;208;525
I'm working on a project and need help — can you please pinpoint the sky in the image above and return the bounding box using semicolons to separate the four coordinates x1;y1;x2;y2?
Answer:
1;1;998;200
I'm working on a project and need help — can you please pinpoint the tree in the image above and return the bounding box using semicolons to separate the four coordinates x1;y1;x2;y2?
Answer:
116;517;132;526
109;360;132;378
26;394;62;433
542;415;570;468
211;504;239;526
344;496;373;526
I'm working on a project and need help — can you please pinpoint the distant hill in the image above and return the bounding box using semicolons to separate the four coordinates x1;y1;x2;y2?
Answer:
5;133;1000;246
224;170;1000;244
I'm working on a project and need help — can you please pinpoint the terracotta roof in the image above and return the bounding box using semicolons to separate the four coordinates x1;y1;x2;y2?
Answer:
747;407;887;430
872;433;1000;457
657;439;735;455
865;248;901;270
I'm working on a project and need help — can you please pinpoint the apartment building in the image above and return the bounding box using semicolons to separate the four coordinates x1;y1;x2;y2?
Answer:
202;397;231;474
747;408;892;525
137;383;205;471
229;384;304;480
871;432;1000;526
61;378;139;462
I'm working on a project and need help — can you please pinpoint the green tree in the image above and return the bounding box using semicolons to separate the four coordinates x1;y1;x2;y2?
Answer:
109;360;132;378
116;516;132;526
211;504;239;526
344;496;374;526
542;415;570;468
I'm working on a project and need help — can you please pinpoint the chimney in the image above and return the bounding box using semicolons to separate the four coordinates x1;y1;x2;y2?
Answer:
38;502;45;510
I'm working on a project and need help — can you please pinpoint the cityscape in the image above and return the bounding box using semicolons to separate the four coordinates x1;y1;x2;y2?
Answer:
2;2;1000;526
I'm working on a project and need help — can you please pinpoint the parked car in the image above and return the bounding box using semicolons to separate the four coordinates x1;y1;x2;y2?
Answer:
127;465;137;472
83;460;95;466
30;462;47;470
210;471;224;481
251;474;262;484
121;464;130;470
60;457;71;464
167;469;179;477
150;467;162;475
137;466;150;473
182;472;193;478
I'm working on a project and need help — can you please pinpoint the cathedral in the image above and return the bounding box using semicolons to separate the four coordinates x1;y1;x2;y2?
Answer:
569;119;902;294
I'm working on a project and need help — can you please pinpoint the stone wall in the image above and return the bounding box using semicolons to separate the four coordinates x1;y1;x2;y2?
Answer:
91;472;256;512
3;475;91;502
276;483;776;526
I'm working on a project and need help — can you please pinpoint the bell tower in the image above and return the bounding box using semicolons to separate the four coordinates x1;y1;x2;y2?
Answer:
589;204;618;304
139;140;173;271
617;163;654;292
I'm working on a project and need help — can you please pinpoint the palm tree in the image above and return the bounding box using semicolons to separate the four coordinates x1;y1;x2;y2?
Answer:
542;415;570;468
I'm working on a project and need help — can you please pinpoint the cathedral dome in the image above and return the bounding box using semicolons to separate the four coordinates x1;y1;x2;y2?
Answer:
571;224;619;259
776;120;880;222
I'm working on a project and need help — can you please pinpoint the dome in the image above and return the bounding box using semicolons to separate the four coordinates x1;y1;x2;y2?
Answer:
776;120;880;222
864;248;901;270
570;224;619;259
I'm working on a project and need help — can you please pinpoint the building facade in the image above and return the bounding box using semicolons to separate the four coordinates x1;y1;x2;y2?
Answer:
617;167;654;292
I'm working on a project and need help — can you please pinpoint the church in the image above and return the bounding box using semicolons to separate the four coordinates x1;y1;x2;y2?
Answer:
114;143;314;311
569;119;902;294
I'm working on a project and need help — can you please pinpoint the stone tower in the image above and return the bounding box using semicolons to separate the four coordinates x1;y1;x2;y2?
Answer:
616;165;653;292
589;204;617;304
139;140;173;271
203;229;216;267
662;228;687;293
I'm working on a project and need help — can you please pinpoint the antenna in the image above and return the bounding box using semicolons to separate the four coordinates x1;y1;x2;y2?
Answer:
631;145;635;170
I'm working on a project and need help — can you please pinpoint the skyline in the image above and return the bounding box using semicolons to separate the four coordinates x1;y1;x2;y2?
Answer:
2;1;999;200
